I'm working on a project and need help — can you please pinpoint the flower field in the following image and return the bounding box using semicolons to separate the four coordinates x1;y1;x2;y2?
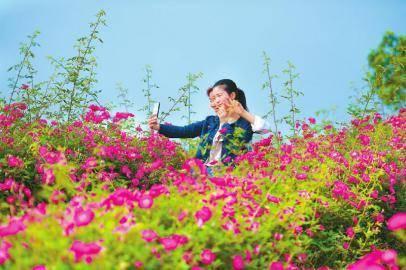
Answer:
0;103;404;269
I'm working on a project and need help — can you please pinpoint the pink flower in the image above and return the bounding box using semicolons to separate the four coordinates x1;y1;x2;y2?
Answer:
295;173;307;180
113;112;134;123
387;212;406;231
0;220;25;237
134;261;143;268
138;194;154;209
274;233;283;241
269;261;284;270
294;226;303;235
141;230;158;242
195;206;212;227
7;155;24;168
347;249;398;270
343;242;350;250
159;236;178;251
267;194;281;204
219;127;228;134
41;168;55;185
346;227;355;238
0;241;12;265
232;255;245;270
308;117;316;124
374;213;385;223
70;240;102;263
32;265;46;270
84;105;110;124
39;146;66;165
20;84;30;89
73;208;95;227
81;157;97;171
297;253;307;262
201;249;216;265
358;134;370;146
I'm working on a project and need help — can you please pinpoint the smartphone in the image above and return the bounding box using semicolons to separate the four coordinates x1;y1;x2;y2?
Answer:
152;102;160;117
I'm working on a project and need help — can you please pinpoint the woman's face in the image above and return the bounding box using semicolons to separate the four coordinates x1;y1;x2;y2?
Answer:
209;86;235;114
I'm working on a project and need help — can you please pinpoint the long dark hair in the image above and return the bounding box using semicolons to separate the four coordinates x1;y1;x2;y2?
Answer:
206;79;249;111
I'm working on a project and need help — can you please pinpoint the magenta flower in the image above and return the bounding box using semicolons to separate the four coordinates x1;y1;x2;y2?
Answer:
73;208;95;227
195;206;212;227
138;194;154;209
133;261;143;268
159;236;178;251
0;241;12;265
294;226;303;235
232;255;245;270
219;127;228;134
113;112;135;123
387;212;406;231
346;227;355;238
70;240;102;263
267;194;281;204
273;233;283;241
84;105;110;124
41;168;55;185
39;146;66;165
358;134;370;146
269;261;283;270
295;173;307;181
81;157;98;171
0;220;25;237
201;249;216;265
347;249;398;270
141;229;158;242
7;155;24;168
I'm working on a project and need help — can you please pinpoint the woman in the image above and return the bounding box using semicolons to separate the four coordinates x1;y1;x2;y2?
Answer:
148;79;270;173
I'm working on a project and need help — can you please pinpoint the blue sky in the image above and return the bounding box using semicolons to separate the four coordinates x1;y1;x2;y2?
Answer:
0;0;405;133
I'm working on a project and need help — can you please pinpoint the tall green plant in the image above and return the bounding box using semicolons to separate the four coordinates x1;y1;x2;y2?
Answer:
47;10;106;122
160;72;202;122
117;82;135;113
139;65;158;118
261;51;280;144
181;72;203;125
347;70;383;119
281;61;302;136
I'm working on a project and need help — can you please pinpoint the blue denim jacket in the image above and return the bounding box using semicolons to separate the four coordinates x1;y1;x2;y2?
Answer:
158;115;253;165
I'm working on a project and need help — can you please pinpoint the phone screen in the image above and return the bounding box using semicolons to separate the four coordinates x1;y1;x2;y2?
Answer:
152;102;160;116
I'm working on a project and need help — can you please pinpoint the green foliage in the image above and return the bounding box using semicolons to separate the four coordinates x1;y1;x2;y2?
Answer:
6;30;43;121
368;31;406;110
160;72;203;123
48;10;107;122
281;61;303;136
261;51;280;144
138;64;159;120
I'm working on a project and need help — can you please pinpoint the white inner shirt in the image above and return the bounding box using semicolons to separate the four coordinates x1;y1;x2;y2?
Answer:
204;115;271;167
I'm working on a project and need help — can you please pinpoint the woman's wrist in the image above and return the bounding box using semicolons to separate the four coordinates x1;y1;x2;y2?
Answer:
240;110;255;124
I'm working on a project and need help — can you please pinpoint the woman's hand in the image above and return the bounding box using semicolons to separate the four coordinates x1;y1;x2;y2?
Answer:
229;99;245;116
148;114;160;131
217;105;228;122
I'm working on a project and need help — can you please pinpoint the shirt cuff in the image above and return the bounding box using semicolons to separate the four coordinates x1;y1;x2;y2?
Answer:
251;115;271;134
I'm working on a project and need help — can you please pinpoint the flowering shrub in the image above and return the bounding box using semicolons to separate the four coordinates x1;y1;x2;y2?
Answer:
0;103;404;269
0;103;185;214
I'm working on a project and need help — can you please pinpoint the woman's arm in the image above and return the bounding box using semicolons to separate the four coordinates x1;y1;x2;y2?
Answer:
149;114;205;138
227;99;271;135
241;111;271;135
158;120;205;138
